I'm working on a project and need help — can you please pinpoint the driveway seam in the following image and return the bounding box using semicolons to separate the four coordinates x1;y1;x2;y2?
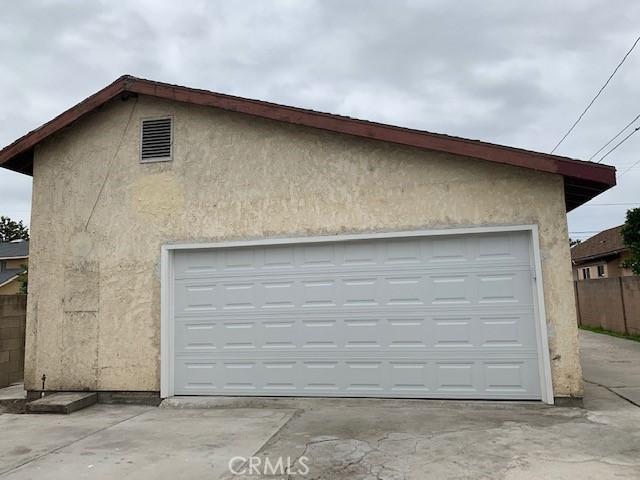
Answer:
222;408;301;478
584;379;640;408
0;407;154;478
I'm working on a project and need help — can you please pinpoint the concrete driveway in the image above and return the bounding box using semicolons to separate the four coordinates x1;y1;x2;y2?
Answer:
580;329;640;406
0;407;293;479
1;331;639;480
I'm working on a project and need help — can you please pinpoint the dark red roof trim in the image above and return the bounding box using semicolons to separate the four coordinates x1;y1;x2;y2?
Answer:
0;75;616;211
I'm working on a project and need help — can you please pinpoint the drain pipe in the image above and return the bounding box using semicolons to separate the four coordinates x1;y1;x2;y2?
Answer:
41;374;46;398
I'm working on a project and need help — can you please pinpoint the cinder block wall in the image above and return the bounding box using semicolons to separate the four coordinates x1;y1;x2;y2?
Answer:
0;295;27;388
575;277;640;335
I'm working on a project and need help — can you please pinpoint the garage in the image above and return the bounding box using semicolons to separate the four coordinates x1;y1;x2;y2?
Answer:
4;76;616;403
163;227;552;401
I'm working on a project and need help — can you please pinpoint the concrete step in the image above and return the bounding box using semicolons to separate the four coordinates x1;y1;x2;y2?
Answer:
26;392;98;414
0;383;27;413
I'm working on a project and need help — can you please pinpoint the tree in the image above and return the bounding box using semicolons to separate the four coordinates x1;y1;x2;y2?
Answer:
17;263;28;294
621;208;640;275
570;238;582;247
0;216;29;242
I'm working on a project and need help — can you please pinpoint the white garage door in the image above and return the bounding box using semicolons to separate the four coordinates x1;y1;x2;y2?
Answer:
170;230;544;399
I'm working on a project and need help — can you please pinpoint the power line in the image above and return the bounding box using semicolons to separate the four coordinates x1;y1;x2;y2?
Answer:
589;113;640;161
598;126;640;163
551;34;640;154
580;202;639;206
619;157;640;176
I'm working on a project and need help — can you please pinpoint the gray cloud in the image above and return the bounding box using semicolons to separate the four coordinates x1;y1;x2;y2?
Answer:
1;0;639;238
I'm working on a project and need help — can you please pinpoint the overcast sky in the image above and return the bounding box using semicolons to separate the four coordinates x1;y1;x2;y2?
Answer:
1;1;639;240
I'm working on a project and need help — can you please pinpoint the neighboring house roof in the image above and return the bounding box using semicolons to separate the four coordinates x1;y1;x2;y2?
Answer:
0;268;23;288
571;225;626;263
0;75;616;211
0;240;29;259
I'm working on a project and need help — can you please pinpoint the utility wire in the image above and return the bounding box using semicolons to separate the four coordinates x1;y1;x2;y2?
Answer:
551;34;640;154
84;96;139;230
598;126;640;163
619;157;640;176
580;202;639;206
589;113;640;161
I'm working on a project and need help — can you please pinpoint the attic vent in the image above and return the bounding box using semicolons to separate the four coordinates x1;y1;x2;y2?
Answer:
140;117;172;162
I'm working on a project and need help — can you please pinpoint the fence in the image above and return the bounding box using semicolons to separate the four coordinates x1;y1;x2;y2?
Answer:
0;295;26;388
575;276;640;336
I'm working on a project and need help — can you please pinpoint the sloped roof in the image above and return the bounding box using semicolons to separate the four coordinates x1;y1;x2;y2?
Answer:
0;240;29;259
0;75;616;211
0;268;23;286
571;226;626;262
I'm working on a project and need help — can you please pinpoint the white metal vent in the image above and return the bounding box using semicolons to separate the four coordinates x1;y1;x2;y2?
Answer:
140;118;172;162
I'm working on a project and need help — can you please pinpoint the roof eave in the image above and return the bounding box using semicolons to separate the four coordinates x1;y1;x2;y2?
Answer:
0;76;617;211
0;75;129;176
572;249;626;263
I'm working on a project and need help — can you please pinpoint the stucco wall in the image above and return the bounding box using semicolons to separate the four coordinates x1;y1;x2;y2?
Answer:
25;95;582;398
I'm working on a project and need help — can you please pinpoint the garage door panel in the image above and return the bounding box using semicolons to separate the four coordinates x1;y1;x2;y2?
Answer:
436;361;477;391
344;318;382;348
173;356;540;398
473;233;531;262
175;262;533;282
387;317;427;348
174;312;538;352
175;269;533;313
343;276;380;306
223;249;256;271
262;319;296;349
301;318;339;348
384;238;422;264
172;231;543;399
433;317;473;347
263;246;296;269
300;244;337;267
477;270;533;305
175;280;218;313
173;234;532;281
175;319;219;351
390;362;430;392
262;280;296;308
480;314;537;348
485;362;529;393
175;360;218;392
302;279;338;307
429;236;469;263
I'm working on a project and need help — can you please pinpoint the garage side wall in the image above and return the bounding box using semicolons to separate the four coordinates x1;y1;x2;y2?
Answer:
25;95;582;398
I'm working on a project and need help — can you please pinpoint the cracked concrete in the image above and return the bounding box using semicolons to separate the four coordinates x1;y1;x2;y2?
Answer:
217;390;639;479
580;330;640;407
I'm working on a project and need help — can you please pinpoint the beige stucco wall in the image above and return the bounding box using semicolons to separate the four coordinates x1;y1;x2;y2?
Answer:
25;94;582;398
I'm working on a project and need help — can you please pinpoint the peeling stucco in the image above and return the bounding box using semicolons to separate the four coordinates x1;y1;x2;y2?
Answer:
25;94;582;397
